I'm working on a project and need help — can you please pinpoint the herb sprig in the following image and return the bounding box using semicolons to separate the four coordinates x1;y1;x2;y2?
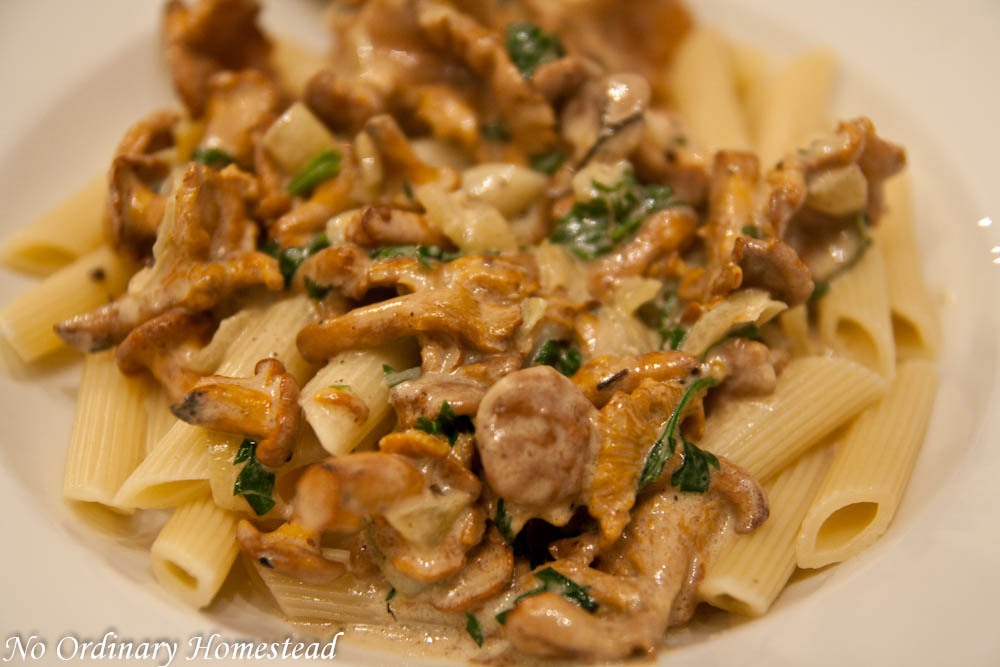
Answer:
530;148;567;174
192;147;235;168
369;245;461;268
262;232;330;287
233;439;276;516
495;568;598;624
287;150;341;197
495;498;516;544
530;340;582;377
505;22;566;78
550;172;676;260
637;376;720;492
415;401;475;446
465;613;484;647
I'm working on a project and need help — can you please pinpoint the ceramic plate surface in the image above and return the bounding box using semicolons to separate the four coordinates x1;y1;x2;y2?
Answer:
1;1;998;665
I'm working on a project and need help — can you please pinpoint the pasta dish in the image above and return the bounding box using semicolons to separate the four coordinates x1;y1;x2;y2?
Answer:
0;0;940;661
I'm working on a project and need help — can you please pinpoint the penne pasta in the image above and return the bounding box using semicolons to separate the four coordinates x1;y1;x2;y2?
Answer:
700;443;834;616
796;360;938;568
816;242;895;378
214;294;317;383
668;28;752;151
113;420;214;510
872;175;940;359
753;50;837;167
0;174;107;276
251;557;453;627
63;350;150;509
700;356;886;480
0;245;137;363
150;496;240;608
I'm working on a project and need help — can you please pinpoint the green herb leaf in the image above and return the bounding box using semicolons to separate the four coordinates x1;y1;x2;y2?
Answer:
192;147;235;168
382;364;396;375
232;439;276;516
369;245;461;268
328;384;351;390
480;121;512;142
662;326;686;350
534;568;598;612
530;339;582;377
637;376;720;492
505;22;565;78
415;400;475;446
385;587;396;618
303;275;332;300
741;224;762;239
671;434;720;493
465;613;484;646
495;567;598;624
529;148;567;174
263;232;330;287
550;172;676;260
287;149;341;197
495;498;516;544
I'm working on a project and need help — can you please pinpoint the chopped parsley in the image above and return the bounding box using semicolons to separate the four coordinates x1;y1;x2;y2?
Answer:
495;498;516;544
672;434;720;493
465;613;484;647
262;232;330;287
662;326;687;350
480;121;512;142
415;400;475;446
328;384;351;390
529;148;567;174
287;149;341;197
505;22;565;78
530;339;582;377
809;214;873;305
550;172;676;260
303;275;331;299
741;224;762;239
385;588;396;619
233;439;276;516
495;567;598;624
637;376;720;492
369;245;461;268
192;147;235;168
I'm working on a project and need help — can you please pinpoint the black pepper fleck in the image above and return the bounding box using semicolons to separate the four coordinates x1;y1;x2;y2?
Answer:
258;557;273;568
89;267;106;282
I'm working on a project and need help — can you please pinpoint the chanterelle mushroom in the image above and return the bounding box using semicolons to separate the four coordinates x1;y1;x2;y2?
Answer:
296;253;539;362
115;308;214;402
163;0;273;116
55;162;283;351
171;357;300;468
107;110;181;253
238;428;486;586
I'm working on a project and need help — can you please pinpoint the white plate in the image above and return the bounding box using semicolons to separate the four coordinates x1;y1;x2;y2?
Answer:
1;1;998;665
